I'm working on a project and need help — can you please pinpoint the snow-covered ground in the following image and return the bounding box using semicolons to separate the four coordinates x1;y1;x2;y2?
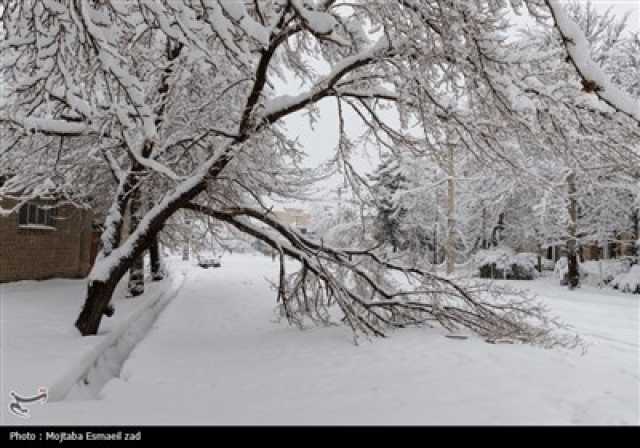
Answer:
0;261;185;423
2;254;638;425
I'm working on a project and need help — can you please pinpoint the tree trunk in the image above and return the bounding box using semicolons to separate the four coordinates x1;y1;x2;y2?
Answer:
76;229;155;335
150;236;164;281
446;140;456;275
75;171;211;335
121;41;183;297
103;169;135;255
75;270;127;336
566;171;579;289
127;257;145;296
432;224;438;267
632;207;639;258
75;54;241;335
481;206;488;249
127;186;145;297
491;213;505;247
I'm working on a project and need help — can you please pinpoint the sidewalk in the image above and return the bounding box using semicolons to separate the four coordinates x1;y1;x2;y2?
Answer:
0;260;186;424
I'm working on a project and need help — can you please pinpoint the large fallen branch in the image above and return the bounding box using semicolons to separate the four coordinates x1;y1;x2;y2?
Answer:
185;203;580;348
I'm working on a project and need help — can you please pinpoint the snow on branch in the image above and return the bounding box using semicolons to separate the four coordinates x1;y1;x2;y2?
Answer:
218;0;272;48
289;0;350;46
545;0;640;124
261;36;394;124
2;115;90;136
186;203;580;348
78;1;158;141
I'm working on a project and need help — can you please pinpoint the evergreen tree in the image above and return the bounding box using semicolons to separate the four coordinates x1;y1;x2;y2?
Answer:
368;154;409;253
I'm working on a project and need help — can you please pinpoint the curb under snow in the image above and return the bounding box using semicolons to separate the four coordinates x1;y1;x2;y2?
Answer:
46;270;187;402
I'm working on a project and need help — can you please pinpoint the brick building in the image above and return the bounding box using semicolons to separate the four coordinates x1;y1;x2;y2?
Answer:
0;199;96;283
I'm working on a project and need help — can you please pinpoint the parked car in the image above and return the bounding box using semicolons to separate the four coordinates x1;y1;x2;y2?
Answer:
198;256;221;269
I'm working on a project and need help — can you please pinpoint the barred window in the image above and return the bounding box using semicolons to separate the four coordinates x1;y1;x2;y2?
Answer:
18;203;57;228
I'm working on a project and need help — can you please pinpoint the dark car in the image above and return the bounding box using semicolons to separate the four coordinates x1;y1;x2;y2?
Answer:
198;256;221;269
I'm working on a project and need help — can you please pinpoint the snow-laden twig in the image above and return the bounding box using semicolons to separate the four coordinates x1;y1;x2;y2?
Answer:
545;0;640;124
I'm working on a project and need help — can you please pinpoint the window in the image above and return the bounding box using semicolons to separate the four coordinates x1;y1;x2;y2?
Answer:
18;203;57;228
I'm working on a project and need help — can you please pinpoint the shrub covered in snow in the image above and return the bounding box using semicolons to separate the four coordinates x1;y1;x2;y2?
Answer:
580;258;633;286
610;265;640;294
554;256;634;287
475;248;538;280
475;247;514;277
511;253;540;279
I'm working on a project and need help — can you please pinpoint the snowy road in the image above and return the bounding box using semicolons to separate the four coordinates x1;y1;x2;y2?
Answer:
12;254;640;425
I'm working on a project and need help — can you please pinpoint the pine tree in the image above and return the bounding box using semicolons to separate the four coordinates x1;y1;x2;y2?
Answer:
368;154;409;253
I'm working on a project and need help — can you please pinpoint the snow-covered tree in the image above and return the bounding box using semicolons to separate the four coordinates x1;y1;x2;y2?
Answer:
368;153;410;254
0;0;636;346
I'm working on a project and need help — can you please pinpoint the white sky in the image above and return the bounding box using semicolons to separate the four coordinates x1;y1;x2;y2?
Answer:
277;0;640;207
590;0;639;30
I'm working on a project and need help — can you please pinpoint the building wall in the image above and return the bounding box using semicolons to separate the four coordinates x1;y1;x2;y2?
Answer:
582;237;635;261
546;236;636;263
273;208;312;228
0;199;94;283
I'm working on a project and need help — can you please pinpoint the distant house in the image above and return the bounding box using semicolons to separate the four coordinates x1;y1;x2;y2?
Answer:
543;232;636;264
0;198;98;283
273;207;312;234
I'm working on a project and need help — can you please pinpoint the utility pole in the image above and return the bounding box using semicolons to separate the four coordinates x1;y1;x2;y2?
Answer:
446;129;458;275
183;218;192;261
566;171;579;288
481;204;487;249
